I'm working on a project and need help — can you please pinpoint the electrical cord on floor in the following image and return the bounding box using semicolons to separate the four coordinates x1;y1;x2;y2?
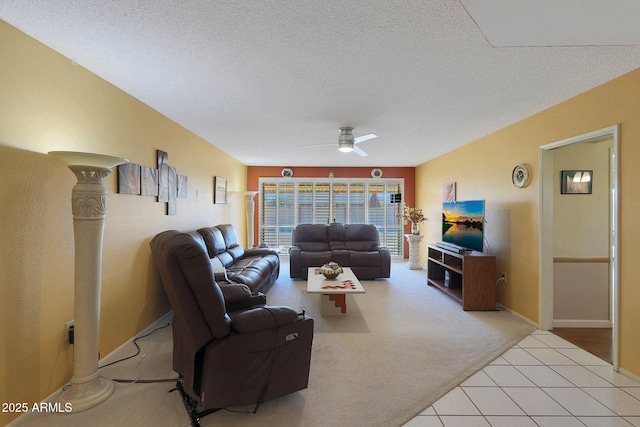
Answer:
61;322;176;391
101;322;179;384
100;322;170;368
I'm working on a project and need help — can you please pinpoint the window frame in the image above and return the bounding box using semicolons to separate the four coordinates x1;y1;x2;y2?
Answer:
258;177;404;257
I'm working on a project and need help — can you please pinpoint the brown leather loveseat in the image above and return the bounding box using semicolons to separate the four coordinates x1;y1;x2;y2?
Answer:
289;223;391;280
197;224;280;293
150;229;314;420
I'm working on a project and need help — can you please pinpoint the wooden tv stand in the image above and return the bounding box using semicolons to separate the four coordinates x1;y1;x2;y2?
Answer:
427;244;496;311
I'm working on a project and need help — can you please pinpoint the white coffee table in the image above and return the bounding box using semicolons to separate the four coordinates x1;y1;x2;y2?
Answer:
307;267;365;316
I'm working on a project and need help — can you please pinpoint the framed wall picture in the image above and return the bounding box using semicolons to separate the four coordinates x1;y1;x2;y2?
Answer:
167;166;177;215
157;150;169;202
177;174;188;199
561;170;592;194
214;176;227;204
444;182;456;201
117;163;141;194
140;166;159;196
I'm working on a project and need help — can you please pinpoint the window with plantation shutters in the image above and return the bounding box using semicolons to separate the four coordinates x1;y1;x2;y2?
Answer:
258;178;404;257
349;183;366;223
314;183;331;224
259;181;294;248
332;183;348;224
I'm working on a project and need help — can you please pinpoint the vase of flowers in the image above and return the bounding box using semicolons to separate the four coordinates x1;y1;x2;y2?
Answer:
399;205;428;235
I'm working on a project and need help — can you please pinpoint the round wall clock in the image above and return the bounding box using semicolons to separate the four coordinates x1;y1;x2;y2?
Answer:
511;164;530;188
281;168;293;178
371;168;383;178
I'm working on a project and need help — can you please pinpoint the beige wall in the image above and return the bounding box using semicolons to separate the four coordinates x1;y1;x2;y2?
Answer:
552;139;612;323
0;20;246;424
554;262;610;323
553;140;612;257
416;67;640;378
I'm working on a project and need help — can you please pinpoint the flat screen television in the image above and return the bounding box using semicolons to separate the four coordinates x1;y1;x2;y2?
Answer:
442;200;485;252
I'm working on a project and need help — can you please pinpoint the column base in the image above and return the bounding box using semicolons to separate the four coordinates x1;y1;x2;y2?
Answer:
59;374;114;413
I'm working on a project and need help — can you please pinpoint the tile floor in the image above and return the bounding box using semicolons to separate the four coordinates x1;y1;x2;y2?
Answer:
404;329;640;427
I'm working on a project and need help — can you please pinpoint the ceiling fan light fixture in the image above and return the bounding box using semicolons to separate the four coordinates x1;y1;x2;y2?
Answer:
338;127;355;152
338;142;354;152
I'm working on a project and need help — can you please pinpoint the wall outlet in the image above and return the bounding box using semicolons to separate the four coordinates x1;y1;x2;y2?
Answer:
65;320;74;344
500;272;507;282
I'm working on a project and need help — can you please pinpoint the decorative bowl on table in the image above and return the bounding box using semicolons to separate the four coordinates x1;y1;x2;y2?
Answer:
321;262;343;279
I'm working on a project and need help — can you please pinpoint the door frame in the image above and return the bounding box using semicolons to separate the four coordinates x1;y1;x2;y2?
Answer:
538;125;619;370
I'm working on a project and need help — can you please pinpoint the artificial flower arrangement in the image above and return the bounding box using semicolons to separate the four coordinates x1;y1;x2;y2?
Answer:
400;205;428;224
399;205;428;235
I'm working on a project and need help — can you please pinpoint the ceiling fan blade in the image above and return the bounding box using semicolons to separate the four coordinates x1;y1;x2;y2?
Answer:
354;133;378;144
353;145;368;157
301;143;335;149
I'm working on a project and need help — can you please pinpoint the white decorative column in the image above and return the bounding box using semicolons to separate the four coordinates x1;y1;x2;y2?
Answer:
404;234;424;270
244;191;258;248
49;151;128;412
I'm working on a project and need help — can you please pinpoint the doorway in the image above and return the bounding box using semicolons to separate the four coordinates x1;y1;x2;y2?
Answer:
539;125;619;369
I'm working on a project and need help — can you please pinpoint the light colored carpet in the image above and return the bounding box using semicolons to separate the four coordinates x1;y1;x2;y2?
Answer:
14;260;535;427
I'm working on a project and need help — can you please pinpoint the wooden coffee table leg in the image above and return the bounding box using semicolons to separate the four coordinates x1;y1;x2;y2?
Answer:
320;293;347;315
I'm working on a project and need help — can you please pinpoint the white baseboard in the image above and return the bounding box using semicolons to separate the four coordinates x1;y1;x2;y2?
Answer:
552;319;612;328
496;303;539;329
619;367;640;383
7;311;174;427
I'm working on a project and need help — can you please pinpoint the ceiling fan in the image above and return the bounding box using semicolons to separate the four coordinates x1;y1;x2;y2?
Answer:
303;127;378;157
338;127;378;157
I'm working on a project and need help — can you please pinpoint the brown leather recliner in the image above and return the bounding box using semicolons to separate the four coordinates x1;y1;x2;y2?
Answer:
150;230;314;422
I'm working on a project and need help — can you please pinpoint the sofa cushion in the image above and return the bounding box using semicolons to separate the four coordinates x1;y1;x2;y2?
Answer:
233;256;275;276
216;252;235;268
228;245;245;260
300;250;333;266
345;240;378;251
292;224;329;251
298;241;330;251
349;251;382;267
330;249;350;267
218;224;246;258
198;227;227;257
226;266;266;290
344;224;380;251
327;222;345;241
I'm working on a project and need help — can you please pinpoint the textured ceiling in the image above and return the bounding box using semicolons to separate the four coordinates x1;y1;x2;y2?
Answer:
2;1;640;167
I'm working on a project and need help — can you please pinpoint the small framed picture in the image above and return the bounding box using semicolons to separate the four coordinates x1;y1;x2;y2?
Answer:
444;182;456;202
561;170;592;194
214;176;227;204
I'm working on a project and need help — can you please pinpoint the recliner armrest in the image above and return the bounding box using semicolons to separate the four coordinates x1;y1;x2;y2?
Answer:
232;306;298;334
219;283;252;304
221;284;268;312
289;246;301;278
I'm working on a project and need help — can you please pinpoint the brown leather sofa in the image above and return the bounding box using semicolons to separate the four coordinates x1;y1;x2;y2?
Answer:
197;224;280;293
150;229;314;419
289;223;391;280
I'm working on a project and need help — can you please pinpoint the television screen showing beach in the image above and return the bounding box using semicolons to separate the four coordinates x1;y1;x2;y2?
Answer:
442;200;485;252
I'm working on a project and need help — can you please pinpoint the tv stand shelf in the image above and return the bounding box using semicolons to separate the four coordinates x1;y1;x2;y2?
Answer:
427;244;496;311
